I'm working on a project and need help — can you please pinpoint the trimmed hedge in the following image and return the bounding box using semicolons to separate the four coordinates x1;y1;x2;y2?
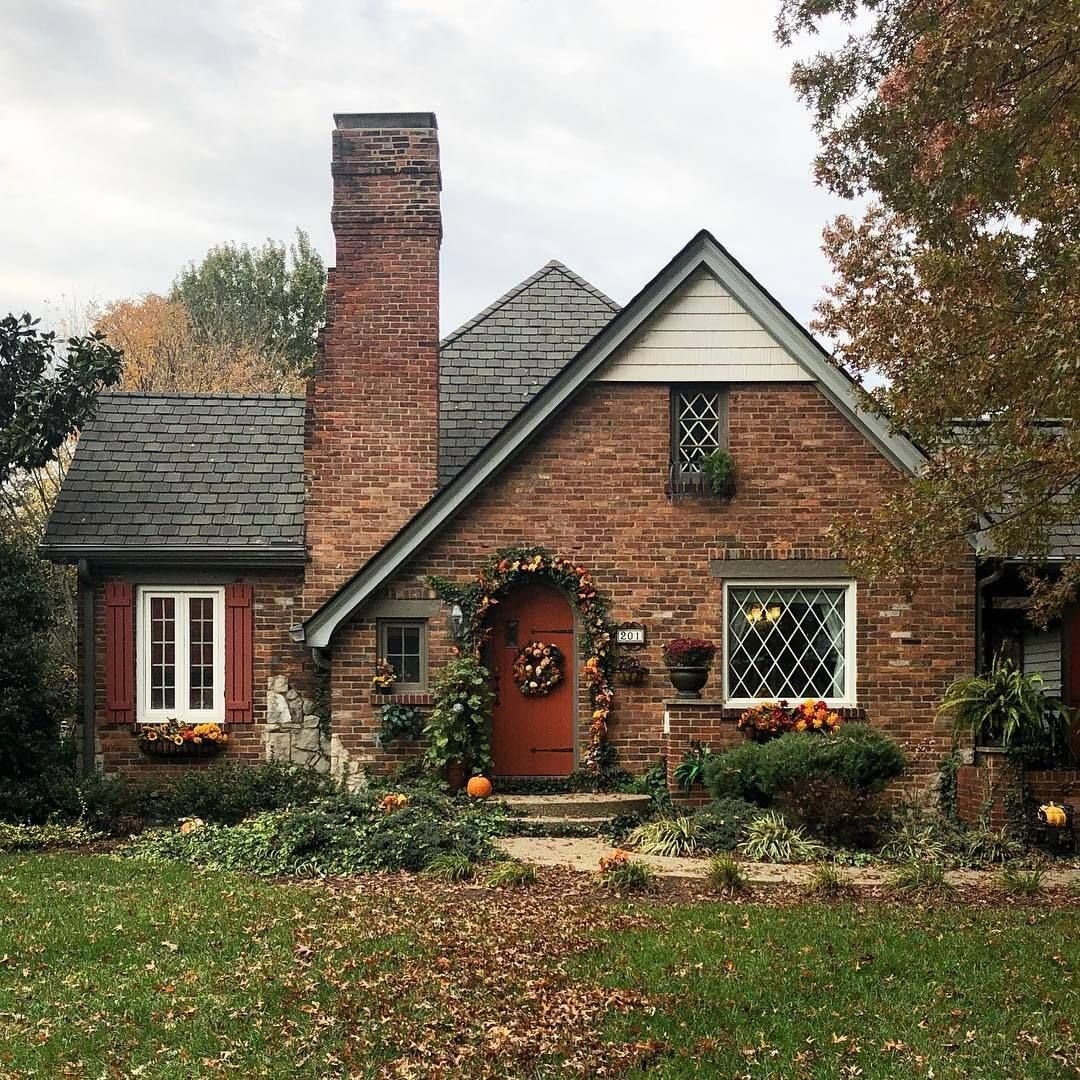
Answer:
703;724;906;806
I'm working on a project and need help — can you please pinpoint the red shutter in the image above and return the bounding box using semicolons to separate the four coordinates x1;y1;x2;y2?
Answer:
225;583;254;723
104;581;135;724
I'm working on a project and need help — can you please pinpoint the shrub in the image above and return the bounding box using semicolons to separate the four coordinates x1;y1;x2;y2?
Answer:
122;791;504;876
484;860;537;888
1000;866;1045;896
705;854;745;895
739;811;826;863
0;820;103;852
779;777;886;849
805;862;854;897
704;724;906;805
626;817;700;858
965;825;1024;865
692;798;756;852
880;817;950;863
890;860;952;895
379;703;425;743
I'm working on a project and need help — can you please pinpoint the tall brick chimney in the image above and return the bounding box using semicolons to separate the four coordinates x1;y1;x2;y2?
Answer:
305;112;442;607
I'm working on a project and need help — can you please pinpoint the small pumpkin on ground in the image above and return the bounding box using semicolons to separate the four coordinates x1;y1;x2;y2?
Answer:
467;775;494;800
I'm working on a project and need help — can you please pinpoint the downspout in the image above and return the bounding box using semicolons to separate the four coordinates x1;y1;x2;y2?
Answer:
974;563;1004;675
77;559;96;776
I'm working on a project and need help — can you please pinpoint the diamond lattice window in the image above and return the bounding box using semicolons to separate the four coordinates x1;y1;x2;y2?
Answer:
726;586;851;702
675;389;722;472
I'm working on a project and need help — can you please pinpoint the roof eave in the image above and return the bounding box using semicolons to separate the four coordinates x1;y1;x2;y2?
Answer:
41;543;308;569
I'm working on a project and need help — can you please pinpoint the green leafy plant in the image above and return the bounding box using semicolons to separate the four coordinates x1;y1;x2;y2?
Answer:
700;448;736;496
890;860;952;896
1000;866;1045;896
673;741;715;792
705;724;906;806
425;852;475;882
626;816;700;858
379;703;425;744
424;656;495;775
739;811;825;863
706;853;746;895
805;862;854;897
0;820;103;852
965;825;1024;866
938;658;1069;759
880;818;950;864
483;860;537;888
641;758;673;813
692;798;756;852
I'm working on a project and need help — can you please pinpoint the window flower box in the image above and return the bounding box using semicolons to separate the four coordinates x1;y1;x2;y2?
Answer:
138;721;227;758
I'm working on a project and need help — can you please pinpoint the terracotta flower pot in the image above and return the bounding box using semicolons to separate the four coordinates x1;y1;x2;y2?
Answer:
667;666;710;699
444;762;466;791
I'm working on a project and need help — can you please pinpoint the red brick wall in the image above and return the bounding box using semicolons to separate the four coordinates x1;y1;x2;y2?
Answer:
87;570;311;780
328;380;975;784
958;757;1080;829
304;116;442;610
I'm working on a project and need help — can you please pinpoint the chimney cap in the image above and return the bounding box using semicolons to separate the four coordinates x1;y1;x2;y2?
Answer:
334;112;437;130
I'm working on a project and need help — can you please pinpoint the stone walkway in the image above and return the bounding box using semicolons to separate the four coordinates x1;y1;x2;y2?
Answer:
495;835;1080;888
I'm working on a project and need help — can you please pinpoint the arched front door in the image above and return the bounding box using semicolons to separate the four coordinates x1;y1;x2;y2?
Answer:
488;583;575;776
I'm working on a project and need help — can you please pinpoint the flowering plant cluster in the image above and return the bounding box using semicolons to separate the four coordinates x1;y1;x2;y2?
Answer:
662;638;718;668
372;659;396;691
511;641;564;697
737;699;843;741
598;848;631;874
139;720;227;748
429;546;616;772
378;792;410;813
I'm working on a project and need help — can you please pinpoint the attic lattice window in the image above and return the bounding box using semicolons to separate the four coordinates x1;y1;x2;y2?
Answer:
671;387;727;478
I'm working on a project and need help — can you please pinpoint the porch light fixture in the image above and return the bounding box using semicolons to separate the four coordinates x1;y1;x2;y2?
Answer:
449;603;465;642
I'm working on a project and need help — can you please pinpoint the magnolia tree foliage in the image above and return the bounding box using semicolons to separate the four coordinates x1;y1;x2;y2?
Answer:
778;0;1080;614
170;228;326;383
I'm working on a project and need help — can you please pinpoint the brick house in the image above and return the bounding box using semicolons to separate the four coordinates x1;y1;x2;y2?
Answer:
48;109;1056;798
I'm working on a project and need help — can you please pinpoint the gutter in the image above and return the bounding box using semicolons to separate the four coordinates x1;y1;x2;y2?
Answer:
41;544;308;569
77;559;96;776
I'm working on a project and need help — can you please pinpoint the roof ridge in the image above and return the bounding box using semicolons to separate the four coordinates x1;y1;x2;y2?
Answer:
100;391;305;402
439;260;617;349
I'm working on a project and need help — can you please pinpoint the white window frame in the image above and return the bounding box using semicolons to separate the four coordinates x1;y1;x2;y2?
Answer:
136;586;226;724
722;581;857;708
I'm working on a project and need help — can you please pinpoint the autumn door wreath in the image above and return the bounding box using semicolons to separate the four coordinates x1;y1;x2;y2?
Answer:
511;641;565;697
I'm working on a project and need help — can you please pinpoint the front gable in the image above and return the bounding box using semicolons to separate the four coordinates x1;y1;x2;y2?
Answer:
300;230;926;648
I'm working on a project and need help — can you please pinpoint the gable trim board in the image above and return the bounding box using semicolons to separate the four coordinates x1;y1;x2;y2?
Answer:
300;229;927;649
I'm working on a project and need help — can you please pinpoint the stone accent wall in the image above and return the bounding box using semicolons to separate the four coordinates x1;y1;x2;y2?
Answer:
265;675;329;773
327;380;975;784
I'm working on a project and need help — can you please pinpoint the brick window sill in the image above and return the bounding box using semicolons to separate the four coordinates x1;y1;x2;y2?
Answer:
370;692;434;707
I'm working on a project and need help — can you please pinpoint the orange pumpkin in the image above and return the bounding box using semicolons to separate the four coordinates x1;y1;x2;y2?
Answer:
466;775;493;800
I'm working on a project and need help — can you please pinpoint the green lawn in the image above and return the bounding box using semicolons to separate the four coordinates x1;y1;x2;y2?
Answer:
1;855;1077;1078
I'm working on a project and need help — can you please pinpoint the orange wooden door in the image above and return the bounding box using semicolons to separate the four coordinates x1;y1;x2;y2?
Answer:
488;584;575;776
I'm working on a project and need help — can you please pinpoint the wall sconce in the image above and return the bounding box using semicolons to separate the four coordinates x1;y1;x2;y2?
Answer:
746;603;782;625
449;603;465;642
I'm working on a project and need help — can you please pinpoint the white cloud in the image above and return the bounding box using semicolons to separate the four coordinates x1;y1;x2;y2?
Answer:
0;0;850;336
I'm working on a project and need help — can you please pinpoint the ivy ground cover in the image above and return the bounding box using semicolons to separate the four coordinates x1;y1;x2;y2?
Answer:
1;854;1078;1078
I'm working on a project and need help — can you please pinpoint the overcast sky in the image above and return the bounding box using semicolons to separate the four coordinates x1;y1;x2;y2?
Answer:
1;0;849;339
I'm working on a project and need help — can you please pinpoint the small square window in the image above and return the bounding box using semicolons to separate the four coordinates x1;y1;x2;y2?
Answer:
671;386;727;485
378;619;428;691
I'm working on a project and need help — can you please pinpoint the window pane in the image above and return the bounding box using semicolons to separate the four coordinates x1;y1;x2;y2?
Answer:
150;596;176;710
677;390;721;471
728;587;847;701
188;596;215;711
383;622;423;685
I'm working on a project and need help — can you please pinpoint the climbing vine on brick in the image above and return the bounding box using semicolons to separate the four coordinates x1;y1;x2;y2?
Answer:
429;546;615;771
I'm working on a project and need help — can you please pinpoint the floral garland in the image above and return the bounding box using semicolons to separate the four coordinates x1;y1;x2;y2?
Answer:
511;641;564;697
429;546;615;772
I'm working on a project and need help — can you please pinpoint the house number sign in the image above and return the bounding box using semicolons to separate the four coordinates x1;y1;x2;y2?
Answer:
615;622;647;649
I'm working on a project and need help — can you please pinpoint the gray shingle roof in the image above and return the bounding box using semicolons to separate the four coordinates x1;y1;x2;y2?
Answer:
43;393;306;556
438;260;619;484
44;261;617;556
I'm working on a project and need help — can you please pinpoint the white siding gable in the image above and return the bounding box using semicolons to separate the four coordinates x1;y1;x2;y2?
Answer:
593;268;813;383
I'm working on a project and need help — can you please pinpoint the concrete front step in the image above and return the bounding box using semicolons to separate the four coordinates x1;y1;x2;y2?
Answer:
494;792;651;820
502;816;614;839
